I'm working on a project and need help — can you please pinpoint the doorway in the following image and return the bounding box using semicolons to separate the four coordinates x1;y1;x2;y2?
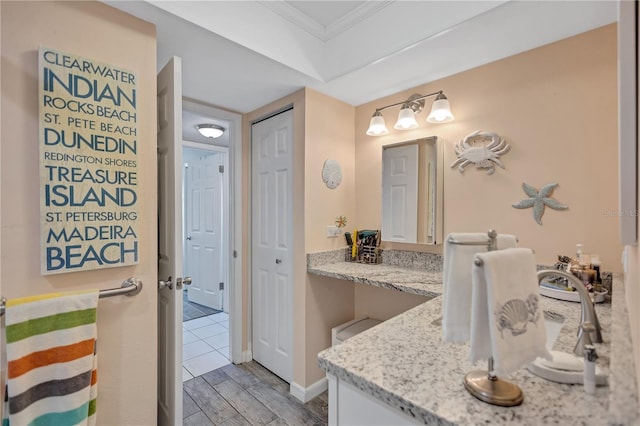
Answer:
181;144;231;380
179;101;244;379
157;58;243;424
181;99;248;378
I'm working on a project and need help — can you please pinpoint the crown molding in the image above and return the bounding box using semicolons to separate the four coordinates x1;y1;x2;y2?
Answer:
325;1;393;40
258;1;394;42
259;1;325;40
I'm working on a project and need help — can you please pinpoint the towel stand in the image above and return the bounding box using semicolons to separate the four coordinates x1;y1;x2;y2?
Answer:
0;277;143;317
450;229;524;407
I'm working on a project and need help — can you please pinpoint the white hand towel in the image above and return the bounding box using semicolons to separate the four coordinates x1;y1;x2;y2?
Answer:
442;233;518;342
470;248;551;376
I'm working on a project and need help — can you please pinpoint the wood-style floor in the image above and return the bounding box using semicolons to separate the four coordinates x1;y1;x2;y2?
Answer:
183;361;329;425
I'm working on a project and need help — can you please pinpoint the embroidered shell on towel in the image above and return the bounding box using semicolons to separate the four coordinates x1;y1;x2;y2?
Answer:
495;294;540;338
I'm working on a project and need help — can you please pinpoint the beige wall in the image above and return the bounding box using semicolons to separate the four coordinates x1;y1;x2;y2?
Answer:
355;24;622;272
1;2;157;424
354;284;428;321
303;89;355;385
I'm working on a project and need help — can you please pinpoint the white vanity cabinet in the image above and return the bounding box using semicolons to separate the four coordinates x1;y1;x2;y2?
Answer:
327;374;418;426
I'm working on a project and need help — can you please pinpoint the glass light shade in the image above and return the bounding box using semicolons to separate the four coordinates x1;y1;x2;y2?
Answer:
394;106;419;130
366;112;389;136
426;98;454;123
197;124;225;138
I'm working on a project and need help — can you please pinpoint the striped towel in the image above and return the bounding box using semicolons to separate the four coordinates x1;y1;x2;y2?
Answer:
2;289;99;426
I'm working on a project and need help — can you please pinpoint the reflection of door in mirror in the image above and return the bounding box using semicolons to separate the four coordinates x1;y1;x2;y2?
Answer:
381;137;443;245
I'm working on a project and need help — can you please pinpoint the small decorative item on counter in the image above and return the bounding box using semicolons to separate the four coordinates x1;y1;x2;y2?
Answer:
335;215;347;228
345;229;381;264
540;252;608;303
351;229;358;259
591;254;602;291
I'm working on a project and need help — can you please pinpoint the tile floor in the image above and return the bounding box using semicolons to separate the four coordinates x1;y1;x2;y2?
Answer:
183;361;328;425
183;312;231;381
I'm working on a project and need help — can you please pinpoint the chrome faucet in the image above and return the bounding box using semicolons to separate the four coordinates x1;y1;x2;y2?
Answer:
537;269;603;356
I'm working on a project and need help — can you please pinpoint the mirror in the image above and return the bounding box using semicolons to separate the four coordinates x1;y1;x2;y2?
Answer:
381;136;444;244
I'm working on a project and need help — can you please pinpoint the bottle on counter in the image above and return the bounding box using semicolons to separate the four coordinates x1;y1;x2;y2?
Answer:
591;254;602;292
584;344;598;395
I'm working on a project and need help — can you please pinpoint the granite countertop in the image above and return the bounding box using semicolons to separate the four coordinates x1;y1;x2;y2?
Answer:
315;264;639;425
307;261;442;298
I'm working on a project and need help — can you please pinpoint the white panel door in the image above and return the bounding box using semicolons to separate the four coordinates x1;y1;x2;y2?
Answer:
185;153;224;310
251;109;293;383
382;144;419;243
157;57;184;426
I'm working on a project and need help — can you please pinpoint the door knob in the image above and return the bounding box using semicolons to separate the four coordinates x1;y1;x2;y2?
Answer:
186;236;192;241
275;259;282;264
158;276;173;290
176;276;192;289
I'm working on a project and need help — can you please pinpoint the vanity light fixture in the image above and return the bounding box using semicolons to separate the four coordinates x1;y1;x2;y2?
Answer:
366;91;454;136
196;123;225;138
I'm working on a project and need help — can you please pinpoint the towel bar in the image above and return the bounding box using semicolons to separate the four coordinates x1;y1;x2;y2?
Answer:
448;229;498;251
0;277;143;317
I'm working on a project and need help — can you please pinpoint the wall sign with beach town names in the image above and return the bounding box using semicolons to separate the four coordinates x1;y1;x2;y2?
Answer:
39;47;139;274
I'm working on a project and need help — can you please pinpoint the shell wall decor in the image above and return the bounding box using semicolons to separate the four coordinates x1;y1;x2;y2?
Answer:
451;130;510;175
321;159;342;189
512;182;568;225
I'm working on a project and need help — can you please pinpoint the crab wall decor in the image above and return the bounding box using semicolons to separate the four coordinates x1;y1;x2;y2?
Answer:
450;130;510;175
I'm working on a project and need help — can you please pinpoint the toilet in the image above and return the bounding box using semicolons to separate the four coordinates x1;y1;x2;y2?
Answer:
331;317;382;346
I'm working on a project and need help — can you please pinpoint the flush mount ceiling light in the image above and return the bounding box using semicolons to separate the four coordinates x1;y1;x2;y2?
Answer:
366;91;454;136
196;123;225;138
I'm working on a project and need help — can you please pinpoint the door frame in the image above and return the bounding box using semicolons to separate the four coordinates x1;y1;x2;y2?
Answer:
182;99;243;364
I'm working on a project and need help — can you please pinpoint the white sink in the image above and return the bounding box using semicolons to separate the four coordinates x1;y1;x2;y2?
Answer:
528;311;607;385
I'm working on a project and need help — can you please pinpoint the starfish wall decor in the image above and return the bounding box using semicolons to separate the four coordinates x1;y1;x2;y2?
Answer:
512;182;568;225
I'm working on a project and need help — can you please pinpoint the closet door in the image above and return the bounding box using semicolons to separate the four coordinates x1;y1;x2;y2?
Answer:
251;109;293;382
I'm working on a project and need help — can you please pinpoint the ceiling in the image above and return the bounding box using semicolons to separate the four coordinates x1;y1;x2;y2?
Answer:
105;0;617;115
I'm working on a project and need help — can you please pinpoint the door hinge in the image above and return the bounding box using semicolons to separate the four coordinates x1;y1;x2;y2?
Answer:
219;282;224;290
233;250;237;258
219;165;224;173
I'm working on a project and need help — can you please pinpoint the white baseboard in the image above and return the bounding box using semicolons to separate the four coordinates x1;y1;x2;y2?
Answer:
290;377;328;403
232;350;253;364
